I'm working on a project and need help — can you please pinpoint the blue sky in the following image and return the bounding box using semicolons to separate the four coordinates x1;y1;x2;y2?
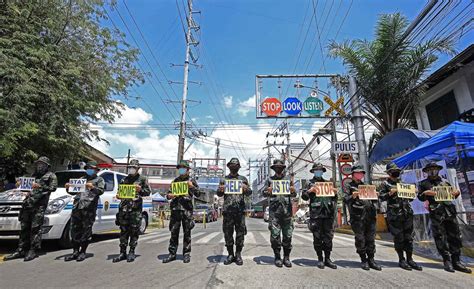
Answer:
91;0;472;165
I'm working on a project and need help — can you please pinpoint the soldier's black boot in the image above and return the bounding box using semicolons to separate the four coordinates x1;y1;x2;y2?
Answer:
234;246;243;266
397;250;411;271
4;250;25;261
113;247;128;263
274;251;283;268
23;249;38;262
65;246;80;262
324;251;337;269
316;251;325;269
127;248;136;263
162;253;177;264
283;249;292;268
406;251;422;271
183;253;191;263
360;254;369;271
224;246;234;265
76;243;88;262
368;254;382;271
452;254;472;274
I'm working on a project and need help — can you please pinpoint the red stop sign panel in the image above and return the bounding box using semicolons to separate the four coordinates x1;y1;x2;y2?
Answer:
261;97;282;116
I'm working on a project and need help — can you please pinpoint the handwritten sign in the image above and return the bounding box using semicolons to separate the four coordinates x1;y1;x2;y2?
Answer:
271;180;291;195
69;179;86;193
225;179;242;195
396;183;416;199
358;185;378;200
171;181;189;196
118;184;136;199
313;182;335;197
433;186;455;202
18;177;35;191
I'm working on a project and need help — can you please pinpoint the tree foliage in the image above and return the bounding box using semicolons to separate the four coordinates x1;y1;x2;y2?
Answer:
0;0;143;176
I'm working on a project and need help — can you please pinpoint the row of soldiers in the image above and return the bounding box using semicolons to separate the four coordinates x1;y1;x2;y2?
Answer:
2;156;472;274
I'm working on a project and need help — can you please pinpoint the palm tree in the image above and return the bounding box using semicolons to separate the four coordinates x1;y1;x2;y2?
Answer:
329;13;456;140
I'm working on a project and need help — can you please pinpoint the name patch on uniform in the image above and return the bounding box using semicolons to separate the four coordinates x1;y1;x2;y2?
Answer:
358;185;378;200
433;186;454;202
69;178;86;193
18;177;35;191
313;182;335;197
171;181;189;196
225;180;242;194
271;180;291;195
396;183;416;199
118;184;136;199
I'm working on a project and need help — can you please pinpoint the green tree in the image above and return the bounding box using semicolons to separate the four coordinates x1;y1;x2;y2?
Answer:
329;13;455;140
0;0;143;177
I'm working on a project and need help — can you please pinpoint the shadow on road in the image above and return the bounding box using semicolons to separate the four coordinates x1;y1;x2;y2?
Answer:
207;255;225;264
253;255;274;265
292;258;318;267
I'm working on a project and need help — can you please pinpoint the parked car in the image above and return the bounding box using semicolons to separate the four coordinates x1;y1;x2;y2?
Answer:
263;207;269;222
193;204;216;222
0;169;153;248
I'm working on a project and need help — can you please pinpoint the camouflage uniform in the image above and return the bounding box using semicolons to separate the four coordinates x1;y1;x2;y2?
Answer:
5;156;57;261
166;174;200;257
218;174;252;252
116;173;151;255
301;176;337;261
264;174;295;258
66;165;104;261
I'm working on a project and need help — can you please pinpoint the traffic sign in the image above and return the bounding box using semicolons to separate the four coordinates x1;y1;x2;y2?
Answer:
324;96;345;116
303;97;324;116
333;141;359;154
261;97;282;116
340;163;352;176
337;154;354;163
283;97;302;116
342;177;353;188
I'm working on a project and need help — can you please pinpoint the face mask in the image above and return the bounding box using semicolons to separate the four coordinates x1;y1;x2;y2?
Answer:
314;171;324;178
390;171;400;178
129;168;137;175
229;165;239;174
427;169;439;177
35;163;47;174
274;168;284;175
178;168;187;175
353;172;365;181
86;169;95;176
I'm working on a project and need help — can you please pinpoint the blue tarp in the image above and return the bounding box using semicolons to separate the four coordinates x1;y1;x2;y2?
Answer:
393;121;474;168
151;192;167;202
369;128;434;164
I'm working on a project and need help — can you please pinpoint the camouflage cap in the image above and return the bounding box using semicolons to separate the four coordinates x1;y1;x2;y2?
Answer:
34;156;51;166
422;162;442;172
227;158;241;167
385;162;401;173
351;164;366;174
128;159;140;168
177;160;191;169
270;159;286;170
85;161;99;169
310;163;326;173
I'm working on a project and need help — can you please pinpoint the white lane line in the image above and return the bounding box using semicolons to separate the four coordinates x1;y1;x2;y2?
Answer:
292;232;313;242
334;234;393;246
146;232;206;244
246;232;257;244
100;230;167;244
259;231;270;243
195;232;220;244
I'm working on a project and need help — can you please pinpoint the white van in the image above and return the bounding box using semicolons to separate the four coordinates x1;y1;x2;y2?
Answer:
0;169;152;247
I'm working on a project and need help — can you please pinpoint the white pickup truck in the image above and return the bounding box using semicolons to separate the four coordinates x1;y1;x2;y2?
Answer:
0;169;152;247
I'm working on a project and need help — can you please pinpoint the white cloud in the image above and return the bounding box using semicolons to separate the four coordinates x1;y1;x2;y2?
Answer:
205;115;214;119
223;96;233;108
115;104;153;124
237;95;256;116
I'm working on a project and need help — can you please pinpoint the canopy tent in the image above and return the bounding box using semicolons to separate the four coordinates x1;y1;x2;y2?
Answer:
393;121;474;168
151;192;167;202
369;128;435;164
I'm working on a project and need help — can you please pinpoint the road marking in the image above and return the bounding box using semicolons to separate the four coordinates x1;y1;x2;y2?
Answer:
259;231;270;243
145;232;206;244
100;230;167;244
195;232;220;244
246;232;257;244
334;234;394;246
292;232;313;242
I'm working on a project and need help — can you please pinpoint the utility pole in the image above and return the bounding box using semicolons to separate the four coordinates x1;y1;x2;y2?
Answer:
215;138;220;165
177;0;199;163
349;76;369;182
126;149;131;173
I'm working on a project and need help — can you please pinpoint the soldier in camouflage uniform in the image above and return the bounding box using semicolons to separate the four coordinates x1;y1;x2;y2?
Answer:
112;159;151;263
343;164;381;271
301;163;338;269
217;158;252;266
4;156;57;262
163;160;201;264
378;163;422;271
417;162;471;273
263;159;296;268
64;161;105;262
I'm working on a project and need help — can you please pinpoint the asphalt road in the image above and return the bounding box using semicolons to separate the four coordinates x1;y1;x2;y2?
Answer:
0;217;472;288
